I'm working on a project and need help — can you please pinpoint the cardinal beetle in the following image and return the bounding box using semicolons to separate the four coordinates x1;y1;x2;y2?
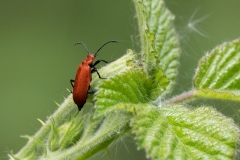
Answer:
70;40;118;111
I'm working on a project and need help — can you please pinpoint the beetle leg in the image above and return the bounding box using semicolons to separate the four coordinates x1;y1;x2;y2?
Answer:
69;79;75;93
91;67;106;79
91;60;108;67
88;85;94;94
88;90;94;94
70;79;75;87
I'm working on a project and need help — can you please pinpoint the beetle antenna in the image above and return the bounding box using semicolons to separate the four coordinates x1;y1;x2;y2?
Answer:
95;40;118;56
75;42;90;54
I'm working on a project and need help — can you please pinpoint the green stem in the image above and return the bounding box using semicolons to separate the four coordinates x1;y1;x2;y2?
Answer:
12;96;75;159
163;90;196;105
46;120;131;160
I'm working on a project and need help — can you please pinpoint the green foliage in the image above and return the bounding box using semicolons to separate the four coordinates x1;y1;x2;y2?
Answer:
132;105;239;160
10;0;240;160
134;0;180;94
95;68;169;116
194;39;240;101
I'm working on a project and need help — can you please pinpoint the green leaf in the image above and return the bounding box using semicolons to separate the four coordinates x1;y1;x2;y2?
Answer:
95;69;169;117
131;105;240;160
150;68;170;99
194;39;240;102
194;89;240;102
48;119;60;151
134;0;180;94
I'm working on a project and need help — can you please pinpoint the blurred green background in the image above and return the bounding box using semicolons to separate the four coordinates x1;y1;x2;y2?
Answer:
1;0;240;159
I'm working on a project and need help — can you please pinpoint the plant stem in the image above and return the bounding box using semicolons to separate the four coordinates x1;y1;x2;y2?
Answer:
163;90;196;105
12;95;75;159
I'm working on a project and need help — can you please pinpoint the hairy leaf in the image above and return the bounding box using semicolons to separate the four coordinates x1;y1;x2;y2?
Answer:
194;39;240;102
134;0;180;94
95;69;169;116
131;105;240;160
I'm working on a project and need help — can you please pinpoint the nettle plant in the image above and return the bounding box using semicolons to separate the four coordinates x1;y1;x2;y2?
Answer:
10;0;240;160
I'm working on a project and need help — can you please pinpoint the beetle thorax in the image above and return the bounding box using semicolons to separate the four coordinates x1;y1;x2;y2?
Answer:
82;54;96;65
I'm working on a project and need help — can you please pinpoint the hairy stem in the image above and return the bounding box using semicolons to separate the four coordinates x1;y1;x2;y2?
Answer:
163;90;196;105
12;96;75;159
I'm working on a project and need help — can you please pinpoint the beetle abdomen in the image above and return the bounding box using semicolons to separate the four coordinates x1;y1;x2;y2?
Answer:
73;65;91;110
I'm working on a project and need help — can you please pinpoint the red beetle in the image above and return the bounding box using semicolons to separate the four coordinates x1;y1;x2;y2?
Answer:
70;41;118;111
